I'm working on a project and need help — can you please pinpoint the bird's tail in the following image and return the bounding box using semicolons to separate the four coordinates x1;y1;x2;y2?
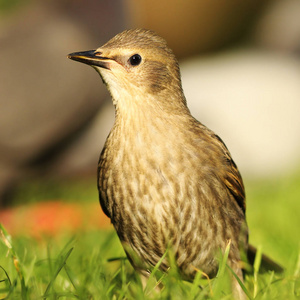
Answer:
246;244;284;273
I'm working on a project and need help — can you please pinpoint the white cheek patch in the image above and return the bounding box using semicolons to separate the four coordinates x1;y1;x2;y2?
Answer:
94;67;125;106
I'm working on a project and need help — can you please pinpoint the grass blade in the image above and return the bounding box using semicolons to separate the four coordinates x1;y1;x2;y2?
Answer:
253;245;262;298
0;224;28;300
227;264;252;300
143;250;168;294
43;247;74;298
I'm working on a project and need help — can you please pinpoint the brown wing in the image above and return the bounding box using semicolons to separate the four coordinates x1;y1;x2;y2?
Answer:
214;134;246;214
97;146;112;219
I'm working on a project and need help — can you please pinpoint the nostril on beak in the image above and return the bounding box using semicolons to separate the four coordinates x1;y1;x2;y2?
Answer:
94;51;102;56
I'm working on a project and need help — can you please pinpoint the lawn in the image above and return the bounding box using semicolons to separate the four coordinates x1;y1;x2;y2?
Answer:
0;171;299;299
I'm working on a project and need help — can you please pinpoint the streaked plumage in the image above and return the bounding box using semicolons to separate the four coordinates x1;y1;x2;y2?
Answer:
68;29;281;298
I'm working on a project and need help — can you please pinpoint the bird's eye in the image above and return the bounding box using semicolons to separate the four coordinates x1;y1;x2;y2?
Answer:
129;54;142;66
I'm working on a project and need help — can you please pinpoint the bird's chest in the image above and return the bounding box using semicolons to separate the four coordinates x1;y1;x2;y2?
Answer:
98;128;201;235
97;125;238;277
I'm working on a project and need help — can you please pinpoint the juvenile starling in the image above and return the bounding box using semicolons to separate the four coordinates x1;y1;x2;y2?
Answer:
68;29;281;297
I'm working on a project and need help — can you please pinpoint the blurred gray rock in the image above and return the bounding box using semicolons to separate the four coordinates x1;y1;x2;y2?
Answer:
253;0;300;53
0;1;124;204
181;49;300;178
48;99;114;176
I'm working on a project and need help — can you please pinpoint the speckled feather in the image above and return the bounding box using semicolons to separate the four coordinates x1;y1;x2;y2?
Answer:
94;30;247;282
98;101;247;278
71;28;248;294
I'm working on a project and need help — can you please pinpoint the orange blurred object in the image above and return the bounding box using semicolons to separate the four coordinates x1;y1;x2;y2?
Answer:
0;201;111;238
125;0;267;58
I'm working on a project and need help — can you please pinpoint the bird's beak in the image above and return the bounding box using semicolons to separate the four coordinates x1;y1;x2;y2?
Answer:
67;50;111;70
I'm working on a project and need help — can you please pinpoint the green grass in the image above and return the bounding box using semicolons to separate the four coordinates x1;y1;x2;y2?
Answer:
9;176;99;206
1;171;300;299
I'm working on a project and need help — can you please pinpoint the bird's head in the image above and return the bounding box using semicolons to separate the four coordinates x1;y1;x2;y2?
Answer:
68;29;186;112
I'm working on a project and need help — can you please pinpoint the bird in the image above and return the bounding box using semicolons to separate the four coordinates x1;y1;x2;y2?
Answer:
68;28;282;298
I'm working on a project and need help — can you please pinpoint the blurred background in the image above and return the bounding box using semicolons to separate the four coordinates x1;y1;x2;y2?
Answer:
0;0;299;244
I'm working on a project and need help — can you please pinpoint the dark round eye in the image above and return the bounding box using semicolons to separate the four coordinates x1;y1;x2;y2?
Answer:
129;54;142;66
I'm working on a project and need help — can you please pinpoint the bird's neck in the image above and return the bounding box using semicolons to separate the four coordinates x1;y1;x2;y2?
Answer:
115;91;189;130
109;92;193;152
